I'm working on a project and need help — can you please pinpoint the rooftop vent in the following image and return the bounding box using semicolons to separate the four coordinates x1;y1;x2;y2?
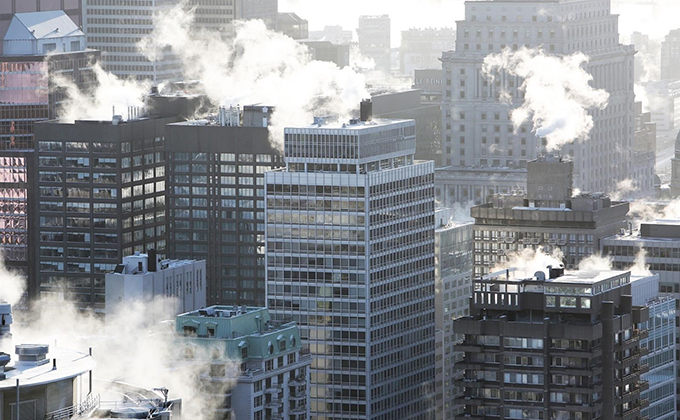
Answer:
15;344;50;367
0;300;12;340
548;265;565;280
0;352;10;379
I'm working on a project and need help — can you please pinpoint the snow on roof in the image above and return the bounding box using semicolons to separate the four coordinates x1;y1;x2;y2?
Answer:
5;11;83;41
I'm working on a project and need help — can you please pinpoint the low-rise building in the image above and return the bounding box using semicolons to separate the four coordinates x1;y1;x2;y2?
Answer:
105;251;207;319
176;306;311;420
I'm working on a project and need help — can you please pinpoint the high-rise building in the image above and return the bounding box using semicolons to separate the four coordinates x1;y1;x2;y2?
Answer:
0;11;99;298
433;208;472;420
176;306;312;420
470;156;629;277
276;13;308;40
455;266;650;420
164;106;283;307
265;109;436;420
301;41;350;69
236;0;278;30
672;132;680;197
357;15;391;73
630;274;677;420
399;28;455;77
0;0;82;55
441;0;636;196
602;220;680;412
631;101;657;196
661;29;680;81
83;0;182;82
34;114;180;311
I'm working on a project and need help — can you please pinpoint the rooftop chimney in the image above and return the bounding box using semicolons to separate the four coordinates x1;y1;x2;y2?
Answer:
360;99;372;122
148;249;157;272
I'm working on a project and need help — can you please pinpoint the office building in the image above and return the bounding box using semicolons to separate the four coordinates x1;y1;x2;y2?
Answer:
265;107;436;420
276;13;308;40
0;0;82;55
632;101;657;197
400;28;455;77
105;251;207;319
630;274;676;420
0;11;99;298
470;156;629;276
308;25;353;45
164;106;283;306
441;0;636;195
357;15;391;72
83;0;182;82
371;90;442;165
176;306;311;420
602;220;680;412
236;0;278;30
455;266;650;420
638;80;680;140
34;114;180;312
189;0;236;33
301;41;350;68
661;29;680;81
434;208;472;420
672;132;680;197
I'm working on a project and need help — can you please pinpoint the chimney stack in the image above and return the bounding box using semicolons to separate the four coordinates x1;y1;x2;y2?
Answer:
360;99;373;122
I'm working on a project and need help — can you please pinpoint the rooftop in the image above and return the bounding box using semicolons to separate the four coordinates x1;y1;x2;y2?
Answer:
286;117;413;132
0;345;95;390
6;11;84;41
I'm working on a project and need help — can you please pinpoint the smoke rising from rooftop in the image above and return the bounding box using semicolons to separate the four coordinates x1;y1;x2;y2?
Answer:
483;48;609;152
138;5;369;148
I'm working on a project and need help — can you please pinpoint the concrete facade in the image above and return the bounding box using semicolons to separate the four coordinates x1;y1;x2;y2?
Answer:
176;306;311;420
105;252;207;319
441;0;636;195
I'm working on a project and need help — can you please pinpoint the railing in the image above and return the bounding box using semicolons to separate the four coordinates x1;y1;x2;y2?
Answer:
45;393;100;420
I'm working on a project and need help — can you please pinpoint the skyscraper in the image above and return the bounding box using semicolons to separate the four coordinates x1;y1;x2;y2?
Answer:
83;0;182;82
357;15;391;73
440;0;636;198
164;106;283;306
661;29;680;81
265;106;436;420
34;114;180;311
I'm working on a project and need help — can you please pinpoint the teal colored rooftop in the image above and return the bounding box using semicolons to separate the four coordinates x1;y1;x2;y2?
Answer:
176;306;302;360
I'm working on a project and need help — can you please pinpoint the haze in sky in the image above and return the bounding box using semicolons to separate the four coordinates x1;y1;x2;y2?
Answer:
279;0;464;46
281;0;680;46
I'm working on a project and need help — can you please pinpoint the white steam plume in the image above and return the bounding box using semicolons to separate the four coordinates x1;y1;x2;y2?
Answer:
51;63;149;122
0;257;26;307
610;179;639;201
138;6;369;148
11;291;236;420
491;246;564;276
482;48;609;151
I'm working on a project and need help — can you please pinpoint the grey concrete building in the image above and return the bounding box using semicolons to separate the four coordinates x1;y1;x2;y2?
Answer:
441;0;637;196
471;156;629;277
400;28;455;77
301;41;350;68
357;15;391;72
455;266;650;420
661;29;680;81
632;101;657;197
276;12;307;40
265;111;436;420
164;106;283;307
434;208;472;420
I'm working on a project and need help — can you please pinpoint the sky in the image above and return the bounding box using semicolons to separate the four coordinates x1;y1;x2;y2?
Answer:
280;0;680;46
279;0;465;47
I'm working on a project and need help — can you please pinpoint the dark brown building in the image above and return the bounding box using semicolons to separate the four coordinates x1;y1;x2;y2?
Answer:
455;266;650;420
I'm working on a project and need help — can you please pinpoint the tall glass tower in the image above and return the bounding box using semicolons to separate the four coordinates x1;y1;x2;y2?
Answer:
265;108;436;420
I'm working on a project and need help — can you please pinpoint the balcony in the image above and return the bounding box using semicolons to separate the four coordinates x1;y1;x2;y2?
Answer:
265;384;282;394
289;375;306;386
